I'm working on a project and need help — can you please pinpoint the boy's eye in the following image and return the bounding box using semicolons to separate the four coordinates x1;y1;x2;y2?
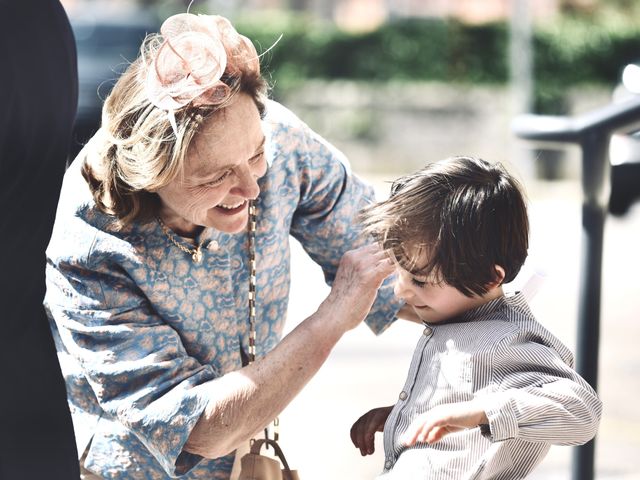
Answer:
410;274;441;288
411;277;427;288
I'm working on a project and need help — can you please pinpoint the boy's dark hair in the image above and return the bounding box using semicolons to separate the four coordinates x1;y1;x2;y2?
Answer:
361;156;529;297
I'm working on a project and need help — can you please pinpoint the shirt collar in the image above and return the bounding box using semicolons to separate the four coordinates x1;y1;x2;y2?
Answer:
422;291;527;328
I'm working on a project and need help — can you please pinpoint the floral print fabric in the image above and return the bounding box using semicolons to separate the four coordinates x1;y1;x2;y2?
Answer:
45;100;401;479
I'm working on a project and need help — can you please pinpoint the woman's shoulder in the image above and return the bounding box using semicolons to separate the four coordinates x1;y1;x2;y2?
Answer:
262;99;349;169
262;99;320;146
263;99;305;129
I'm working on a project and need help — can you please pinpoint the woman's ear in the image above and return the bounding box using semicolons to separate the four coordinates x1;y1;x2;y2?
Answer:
489;265;506;288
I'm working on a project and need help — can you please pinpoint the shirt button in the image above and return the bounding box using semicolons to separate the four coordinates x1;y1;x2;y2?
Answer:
399;391;408;401
207;240;219;251
384;460;392;469
423;326;433;336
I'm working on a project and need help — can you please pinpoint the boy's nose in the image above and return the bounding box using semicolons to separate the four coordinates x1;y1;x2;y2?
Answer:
393;272;414;302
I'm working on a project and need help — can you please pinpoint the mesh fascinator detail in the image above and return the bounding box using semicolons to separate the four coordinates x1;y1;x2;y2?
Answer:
145;13;261;134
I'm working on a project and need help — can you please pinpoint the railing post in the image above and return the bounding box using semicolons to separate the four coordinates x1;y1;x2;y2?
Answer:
571;131;609;480
512;97;640;480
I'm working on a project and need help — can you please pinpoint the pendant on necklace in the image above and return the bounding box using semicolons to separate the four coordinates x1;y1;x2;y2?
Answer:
192;248;203;263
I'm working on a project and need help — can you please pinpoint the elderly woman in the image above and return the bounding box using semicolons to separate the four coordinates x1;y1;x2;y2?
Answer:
45;12;402;479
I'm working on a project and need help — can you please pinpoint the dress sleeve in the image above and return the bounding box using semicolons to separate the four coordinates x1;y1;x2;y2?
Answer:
46;253;215;476
479;330;602;446
287;121;401;334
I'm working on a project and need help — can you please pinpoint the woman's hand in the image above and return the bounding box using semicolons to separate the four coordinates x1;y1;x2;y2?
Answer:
350;406;393;456
400;401;489;446
323;245;395;333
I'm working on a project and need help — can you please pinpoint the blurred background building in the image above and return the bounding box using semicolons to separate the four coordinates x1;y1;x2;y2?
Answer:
57;0;640;478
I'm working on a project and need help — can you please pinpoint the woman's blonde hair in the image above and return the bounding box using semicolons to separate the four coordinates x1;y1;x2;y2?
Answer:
82;22;268;227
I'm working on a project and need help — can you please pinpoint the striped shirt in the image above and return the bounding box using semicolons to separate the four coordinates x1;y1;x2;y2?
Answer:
379;292;602;480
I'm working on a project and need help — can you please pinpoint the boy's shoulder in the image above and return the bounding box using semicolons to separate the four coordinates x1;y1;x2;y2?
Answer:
445;293;531;337
475;293;574;366
440;293;568;352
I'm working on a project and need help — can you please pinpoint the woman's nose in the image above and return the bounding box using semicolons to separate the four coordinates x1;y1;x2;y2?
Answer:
232;164;261;199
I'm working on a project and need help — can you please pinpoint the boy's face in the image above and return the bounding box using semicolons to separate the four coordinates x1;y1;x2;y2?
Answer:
392;244;490;324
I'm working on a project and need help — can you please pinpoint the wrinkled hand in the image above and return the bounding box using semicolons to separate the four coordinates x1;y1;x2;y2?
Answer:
350;406;393;456
324;245;394;332
401;401;489;446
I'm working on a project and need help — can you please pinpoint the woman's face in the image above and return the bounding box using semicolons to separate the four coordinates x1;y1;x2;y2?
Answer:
156;93;267;235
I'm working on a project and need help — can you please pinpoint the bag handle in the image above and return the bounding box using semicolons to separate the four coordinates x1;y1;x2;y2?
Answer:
250;438;294;474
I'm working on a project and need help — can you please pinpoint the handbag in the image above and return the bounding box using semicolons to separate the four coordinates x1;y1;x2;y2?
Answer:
238;438;300;480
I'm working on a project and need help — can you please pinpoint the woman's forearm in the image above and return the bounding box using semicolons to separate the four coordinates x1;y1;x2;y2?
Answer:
184;245;394;458
185;301;345;458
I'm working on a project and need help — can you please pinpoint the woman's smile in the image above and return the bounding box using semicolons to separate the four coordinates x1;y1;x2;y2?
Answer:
214;199;248;215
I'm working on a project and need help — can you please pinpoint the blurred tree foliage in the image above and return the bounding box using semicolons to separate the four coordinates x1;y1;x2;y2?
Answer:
234;11;640;114
534;14;640;112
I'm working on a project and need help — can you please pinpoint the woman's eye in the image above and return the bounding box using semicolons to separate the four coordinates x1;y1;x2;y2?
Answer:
249;152;264;164
205;171;231;187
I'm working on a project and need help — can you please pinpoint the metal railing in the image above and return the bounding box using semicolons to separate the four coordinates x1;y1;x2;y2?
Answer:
512;95;640;480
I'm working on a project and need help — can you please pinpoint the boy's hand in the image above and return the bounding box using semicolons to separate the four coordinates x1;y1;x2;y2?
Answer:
400;401;489;446
350;406;393;456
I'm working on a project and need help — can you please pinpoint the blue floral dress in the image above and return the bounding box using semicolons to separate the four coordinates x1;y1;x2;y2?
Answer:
45;101;401;479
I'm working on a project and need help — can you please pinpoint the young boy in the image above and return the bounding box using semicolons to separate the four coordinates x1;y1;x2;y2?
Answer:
350;156;602;479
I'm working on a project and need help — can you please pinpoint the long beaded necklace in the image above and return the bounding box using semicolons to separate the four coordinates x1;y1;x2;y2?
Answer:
246;202;279;442
156;202;275;439
246;200;257;363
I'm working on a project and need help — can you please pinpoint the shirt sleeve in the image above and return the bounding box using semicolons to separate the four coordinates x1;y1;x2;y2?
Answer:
287;120;401;335
46;253;215;476
479;331;602;446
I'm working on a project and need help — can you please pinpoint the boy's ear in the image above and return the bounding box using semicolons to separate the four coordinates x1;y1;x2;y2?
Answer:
488;265;506;288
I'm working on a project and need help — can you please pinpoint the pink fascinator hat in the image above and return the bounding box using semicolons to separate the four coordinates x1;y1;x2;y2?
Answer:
145;13;261;135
